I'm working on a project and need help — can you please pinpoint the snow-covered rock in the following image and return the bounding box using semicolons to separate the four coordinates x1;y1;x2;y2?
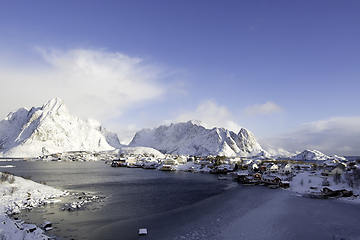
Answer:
129;120;266;157
0;172;66;240
0;98;121;157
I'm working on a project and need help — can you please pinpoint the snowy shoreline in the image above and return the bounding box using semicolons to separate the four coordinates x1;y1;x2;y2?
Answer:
283;170;360;204
0;172;67;240
175;161;360;205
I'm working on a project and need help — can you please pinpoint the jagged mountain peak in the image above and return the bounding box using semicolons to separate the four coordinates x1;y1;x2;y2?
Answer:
238;128;253;138
40;97;67;113
129;121;266;157
0;98;121;157
166;119;209;130
185;119;208;128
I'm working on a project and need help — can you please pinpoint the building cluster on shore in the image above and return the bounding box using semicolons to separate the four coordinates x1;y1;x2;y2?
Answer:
106;152;358;198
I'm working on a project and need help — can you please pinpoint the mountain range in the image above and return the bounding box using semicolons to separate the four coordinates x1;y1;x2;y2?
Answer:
291;149;346;161
129;120;267;157
0;98;345;161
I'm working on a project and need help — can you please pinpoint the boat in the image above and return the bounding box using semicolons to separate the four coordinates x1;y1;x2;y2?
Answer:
139;228;147;235
127;163;142;168
142;163;157;169
218;176;228;180
242;183;257;186
119;162;127;167
111;160;121;167
111;159;127;167
160;165;175;171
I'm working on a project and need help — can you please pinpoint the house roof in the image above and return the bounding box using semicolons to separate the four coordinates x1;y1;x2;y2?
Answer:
280;163;292;168
267;163;278;169
323;187;352;192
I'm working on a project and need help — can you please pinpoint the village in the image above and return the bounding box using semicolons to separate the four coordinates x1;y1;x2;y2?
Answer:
20;149;359;201
106;152;359;200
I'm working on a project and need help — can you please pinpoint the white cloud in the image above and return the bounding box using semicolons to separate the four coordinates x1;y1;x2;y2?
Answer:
244;101;283;117
111;123;142;145
259;116;360;156
173;99;242;132
0;48;174;122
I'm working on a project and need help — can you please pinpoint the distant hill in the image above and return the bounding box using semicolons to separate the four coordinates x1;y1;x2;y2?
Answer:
129;120;268;157
0;98;122;157
291;149;346;161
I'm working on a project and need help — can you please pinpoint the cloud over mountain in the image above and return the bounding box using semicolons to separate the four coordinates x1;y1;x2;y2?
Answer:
173;99;241;132
259;116;360;156
0;48;177;126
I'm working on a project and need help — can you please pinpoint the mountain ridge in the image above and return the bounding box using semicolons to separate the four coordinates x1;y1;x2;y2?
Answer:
291;149;346;161
129;120;267;157
1;99;345;160
0;98;122;157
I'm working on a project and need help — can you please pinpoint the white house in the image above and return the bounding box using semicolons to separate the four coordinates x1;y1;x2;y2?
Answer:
319;159;340;168
229;157;241;164
279;163;293;175
175;156;187;164
163;159;178;165
266;163;279;173
249;163;259;171
322;165;343;176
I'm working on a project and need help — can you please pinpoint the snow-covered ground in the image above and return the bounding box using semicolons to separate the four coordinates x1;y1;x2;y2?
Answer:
0;172;66;240
285;170;360;203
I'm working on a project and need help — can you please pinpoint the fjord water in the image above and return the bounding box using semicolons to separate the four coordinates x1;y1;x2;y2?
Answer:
3;161;360;240
3;161;230;239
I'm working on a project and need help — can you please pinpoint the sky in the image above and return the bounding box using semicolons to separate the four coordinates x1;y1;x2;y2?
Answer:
0;0;359;156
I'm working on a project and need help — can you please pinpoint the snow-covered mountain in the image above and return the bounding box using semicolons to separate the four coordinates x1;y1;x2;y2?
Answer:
129;120;267;157
0;98;122;157
291;149;346;161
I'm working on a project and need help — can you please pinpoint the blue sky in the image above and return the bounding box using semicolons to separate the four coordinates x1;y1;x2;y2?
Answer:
0;1;359;156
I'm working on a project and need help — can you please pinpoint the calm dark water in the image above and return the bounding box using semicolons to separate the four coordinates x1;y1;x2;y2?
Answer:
2;161;360;240
345;156;360;161
2;161;230;239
